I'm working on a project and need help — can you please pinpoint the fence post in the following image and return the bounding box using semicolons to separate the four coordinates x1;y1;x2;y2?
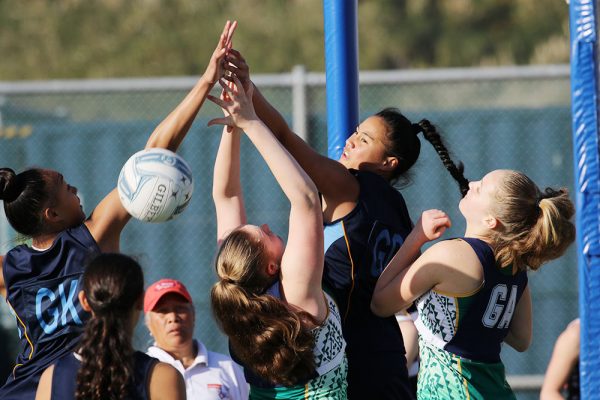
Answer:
292;65;308;142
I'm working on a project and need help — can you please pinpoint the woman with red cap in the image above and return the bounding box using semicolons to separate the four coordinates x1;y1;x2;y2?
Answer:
144;278;248;400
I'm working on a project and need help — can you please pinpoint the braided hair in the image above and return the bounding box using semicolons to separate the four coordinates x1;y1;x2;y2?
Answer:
375;108;469;196
75;253;144;400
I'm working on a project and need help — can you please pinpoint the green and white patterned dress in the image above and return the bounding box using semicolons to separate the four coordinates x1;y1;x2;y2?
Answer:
414;238;528;400
249;292;348;400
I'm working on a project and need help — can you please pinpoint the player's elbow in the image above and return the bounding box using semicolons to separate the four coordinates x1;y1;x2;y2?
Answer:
506;332;532;352
511;341;530;353
370;295;394;318
514;336;532;352
291;186;320;211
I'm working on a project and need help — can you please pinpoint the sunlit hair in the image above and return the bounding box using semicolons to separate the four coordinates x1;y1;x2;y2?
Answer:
0;167;62;236
75;253;144;400
375;108;469;196
211;228;317;386
488;171;575;271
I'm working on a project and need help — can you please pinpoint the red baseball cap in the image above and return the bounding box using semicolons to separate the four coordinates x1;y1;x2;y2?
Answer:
144;279;192;312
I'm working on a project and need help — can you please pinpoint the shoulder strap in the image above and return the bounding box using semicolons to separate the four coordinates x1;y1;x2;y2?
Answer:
459;237;494;267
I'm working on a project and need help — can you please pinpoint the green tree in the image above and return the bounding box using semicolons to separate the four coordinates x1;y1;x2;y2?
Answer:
0;0;569;80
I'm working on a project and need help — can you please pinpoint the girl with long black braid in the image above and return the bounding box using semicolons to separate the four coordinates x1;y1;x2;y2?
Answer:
35;253;185;400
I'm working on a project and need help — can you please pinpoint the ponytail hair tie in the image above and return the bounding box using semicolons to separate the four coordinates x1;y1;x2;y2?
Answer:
221;276;237;285
538;187;563;204
411;123;423;135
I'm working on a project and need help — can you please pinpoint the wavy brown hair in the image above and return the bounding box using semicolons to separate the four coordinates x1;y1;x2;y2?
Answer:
211;229;317;386
75;253;144;400
489;171;575;271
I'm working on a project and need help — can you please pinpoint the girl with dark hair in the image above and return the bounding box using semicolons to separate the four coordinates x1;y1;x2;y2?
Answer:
209;74;347;398
35;253;185;400
222;50;468;399
0;21;237;400
371;170;576;399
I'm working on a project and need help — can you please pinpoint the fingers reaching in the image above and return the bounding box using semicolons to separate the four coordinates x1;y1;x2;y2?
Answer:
207;116;234;127
220;20;237;48
218;88;235;132
228;49;246;62
218;21;231;50
207;94;228;110
223;48;251;91
225;21;238;50
204;21;237;85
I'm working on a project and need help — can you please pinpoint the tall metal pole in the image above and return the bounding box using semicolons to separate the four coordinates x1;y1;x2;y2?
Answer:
323;0;359;160
570;0;600;397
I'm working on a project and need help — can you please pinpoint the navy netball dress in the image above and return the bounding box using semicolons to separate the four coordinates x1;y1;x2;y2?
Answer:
50;351;157;400
415;238;528;399
323;169;414;399
0;224;99;400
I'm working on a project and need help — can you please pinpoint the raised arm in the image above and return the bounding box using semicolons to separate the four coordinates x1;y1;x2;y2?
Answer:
145;21;236;151
208;76;325;319
85;21;237;252
371;210;451;316
225;49;359;219
213;125;246;244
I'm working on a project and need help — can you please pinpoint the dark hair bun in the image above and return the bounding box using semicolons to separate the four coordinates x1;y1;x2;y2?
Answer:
0;168;17;201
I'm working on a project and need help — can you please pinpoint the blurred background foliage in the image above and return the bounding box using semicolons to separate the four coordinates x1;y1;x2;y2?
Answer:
0;0;569;80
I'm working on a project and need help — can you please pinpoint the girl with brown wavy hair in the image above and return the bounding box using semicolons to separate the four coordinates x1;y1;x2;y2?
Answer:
371;170;576;399
34;253;185;400
208;75;347;399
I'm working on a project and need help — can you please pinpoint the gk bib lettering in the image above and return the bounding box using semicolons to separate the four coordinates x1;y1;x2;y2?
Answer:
35;280;83;334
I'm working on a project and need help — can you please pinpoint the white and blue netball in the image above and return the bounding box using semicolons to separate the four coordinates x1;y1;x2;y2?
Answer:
117;148;194;223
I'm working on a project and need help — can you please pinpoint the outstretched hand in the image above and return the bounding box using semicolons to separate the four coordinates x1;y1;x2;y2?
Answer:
207;75;257;130
224;49;251;92
414;209;451;244
203;20;238;85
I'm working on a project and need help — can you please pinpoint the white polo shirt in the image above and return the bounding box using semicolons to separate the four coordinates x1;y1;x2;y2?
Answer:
147;340;249;400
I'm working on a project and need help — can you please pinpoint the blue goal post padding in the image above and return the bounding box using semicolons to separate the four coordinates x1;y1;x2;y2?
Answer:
323;0;359;160
570;0;600;397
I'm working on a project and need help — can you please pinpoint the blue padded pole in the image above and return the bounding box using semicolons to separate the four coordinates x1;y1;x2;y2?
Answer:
570;0;600;397
323;0;359;160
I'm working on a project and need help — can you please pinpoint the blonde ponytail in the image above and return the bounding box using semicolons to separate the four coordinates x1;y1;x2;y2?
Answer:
491;172;575;271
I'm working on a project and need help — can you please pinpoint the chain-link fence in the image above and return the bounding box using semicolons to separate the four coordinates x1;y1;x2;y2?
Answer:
0;65;574;397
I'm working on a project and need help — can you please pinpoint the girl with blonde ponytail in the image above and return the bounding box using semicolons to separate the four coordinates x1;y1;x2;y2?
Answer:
371;169;575;399
208;74;347;399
